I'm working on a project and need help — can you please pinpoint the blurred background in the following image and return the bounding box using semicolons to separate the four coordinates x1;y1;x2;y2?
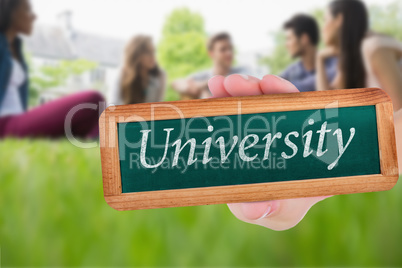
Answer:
21;0;402;104
1;0;402;266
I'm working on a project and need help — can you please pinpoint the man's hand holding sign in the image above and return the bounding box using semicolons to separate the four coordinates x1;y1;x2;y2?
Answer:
100;74;399;231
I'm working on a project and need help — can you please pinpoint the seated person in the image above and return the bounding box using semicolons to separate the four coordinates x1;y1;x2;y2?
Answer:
0;0;104;139
172;32;249;99
280;14;337;92
109;35;166;106
317;0;402;111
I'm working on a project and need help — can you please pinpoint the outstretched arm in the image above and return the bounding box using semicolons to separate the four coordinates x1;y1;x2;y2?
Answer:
369;48;402;111
208;74;331;231
209;74;401;231
171;78;209;99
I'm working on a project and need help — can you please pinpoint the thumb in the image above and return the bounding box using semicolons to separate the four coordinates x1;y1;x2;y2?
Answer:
228;196;331;231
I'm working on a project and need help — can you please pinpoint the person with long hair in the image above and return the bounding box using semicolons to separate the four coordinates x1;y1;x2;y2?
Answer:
317;0;402;111
0;0;104;139
109;35;165;105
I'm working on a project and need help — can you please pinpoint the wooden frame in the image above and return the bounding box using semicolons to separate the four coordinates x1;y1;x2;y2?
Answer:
99;88;399;211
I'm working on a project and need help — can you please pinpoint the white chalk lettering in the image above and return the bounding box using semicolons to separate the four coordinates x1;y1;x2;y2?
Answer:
328;128;356;170
137;120;357;171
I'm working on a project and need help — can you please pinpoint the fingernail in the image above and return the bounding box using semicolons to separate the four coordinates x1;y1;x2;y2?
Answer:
240;74;249;80
257;205;272;220
273;75;291;83
275;75;296;86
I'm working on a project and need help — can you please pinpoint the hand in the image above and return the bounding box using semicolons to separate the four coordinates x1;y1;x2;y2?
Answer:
187;79;202;97
171;79;200;96
318;46;338;60
208;74;331;231
172;79;208;99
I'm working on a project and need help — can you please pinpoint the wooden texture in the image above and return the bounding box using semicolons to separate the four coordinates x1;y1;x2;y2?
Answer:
99;88;399;210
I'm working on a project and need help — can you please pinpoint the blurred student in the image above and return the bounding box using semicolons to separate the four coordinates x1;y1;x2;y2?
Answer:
172;32;249;99
280;14;337;92
109;35;166;105
317;0;402;111
0;0;104;139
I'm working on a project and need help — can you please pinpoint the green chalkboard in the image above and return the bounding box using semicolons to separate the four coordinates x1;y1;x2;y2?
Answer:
117;106;380;193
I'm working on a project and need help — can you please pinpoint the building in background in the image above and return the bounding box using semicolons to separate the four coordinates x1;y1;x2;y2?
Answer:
24;11;125;103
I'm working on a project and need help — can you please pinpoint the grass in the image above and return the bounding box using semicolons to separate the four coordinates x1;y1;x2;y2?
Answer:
0;140;401;267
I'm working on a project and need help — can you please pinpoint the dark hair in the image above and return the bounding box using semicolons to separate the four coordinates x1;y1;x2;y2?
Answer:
330;0;368;89
207;32;231;51
284;14;320;46
0;0;22;33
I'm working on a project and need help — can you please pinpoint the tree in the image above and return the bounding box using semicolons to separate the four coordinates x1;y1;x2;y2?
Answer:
370;1;402;41
158;8;211;101
28;56;97;106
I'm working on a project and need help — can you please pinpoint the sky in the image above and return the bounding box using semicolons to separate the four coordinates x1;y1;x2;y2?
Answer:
32;0;396;54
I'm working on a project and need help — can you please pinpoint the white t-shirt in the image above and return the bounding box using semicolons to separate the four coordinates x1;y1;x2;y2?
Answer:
0;59;26;117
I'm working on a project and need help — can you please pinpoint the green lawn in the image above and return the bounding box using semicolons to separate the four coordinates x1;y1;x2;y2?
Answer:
0;140;401;267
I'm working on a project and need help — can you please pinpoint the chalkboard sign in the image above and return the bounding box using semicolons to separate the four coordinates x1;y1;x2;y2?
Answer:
100;88;398;210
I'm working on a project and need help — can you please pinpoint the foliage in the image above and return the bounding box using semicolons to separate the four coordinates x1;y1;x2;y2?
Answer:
260;1;402;75
28;56;98;106
161;8;205;36
158;32;210;80
0;140;402;266
370;1;402;42
158;8;211;101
